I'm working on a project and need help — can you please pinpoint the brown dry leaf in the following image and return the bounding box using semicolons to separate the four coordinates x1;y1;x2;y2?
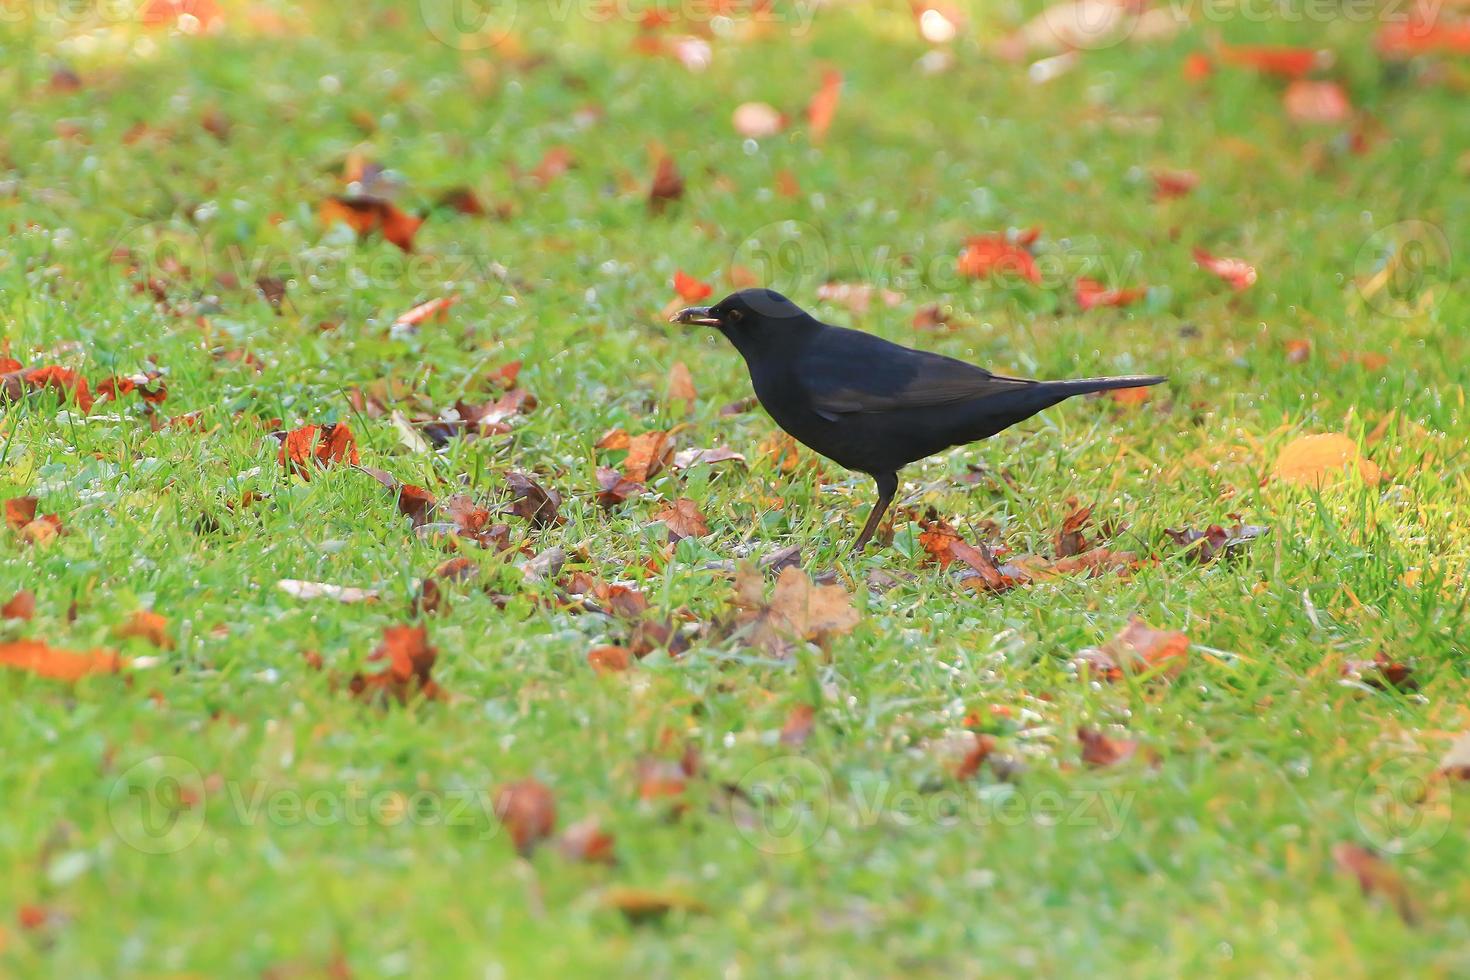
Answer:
952;538;1034;593
0;640;125;681
636;755;689;804
559;817;617;864
595;467;643;510
953;733;998;780
601;886;706;923
666;361;696;413
595;427;631;451
779;703;817;746
1078;726;1139;767
18;513;63;547
115;610;173;650
358;467;438;527
504;472;563;529
1333;843;1418;925
1285;339;1311;363
4;497;38;530
654;498;709;541
1340;652;1417;692
733;564;859;656
1054;502;1093;557
1074;617;1190;682
1164;522;1269;563
494;779;557;856
759;431;802;473
349;625;444;704
623;431;674;483
588;645;633;673
1274;433;1380;486
648;154;684;212
2;590;35;621
672;446;745;470
279;423;359;479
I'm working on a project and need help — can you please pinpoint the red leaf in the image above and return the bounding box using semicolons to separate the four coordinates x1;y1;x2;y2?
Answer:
0;640;125;682
320;195;422;252
1193;247;1257;291
957;234;1041;284
278;423;359;478
349;625;443;704
2;590;35;621
1074;278;1147;310
806;69;843;143
392;295;458;330
673;270;713;303
648;155;684;212
1217;44;1323;78
494;779;557;855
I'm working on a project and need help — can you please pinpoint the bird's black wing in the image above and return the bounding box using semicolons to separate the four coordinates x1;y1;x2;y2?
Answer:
800;326;1034;419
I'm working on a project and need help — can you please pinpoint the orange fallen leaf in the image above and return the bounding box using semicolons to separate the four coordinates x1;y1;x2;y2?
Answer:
1078;726;1139;767
779;703;817;746
115;610;174;650
1075;278;1147;310
1273;433;1380;486
22;367;93;413
601;886;706;922
654;498;709;541
2;590;35;621
1193;246;1257;291
559;816;617;863
648;154;684;212
349;625;443;704
0;640;125;681
1284;80;1353;124
666;361;697;412
320;195;422;252
1217;43;1324;78
5;497;37;530
278;422;359;478
673;270;712;303
392;295;458;331
623;430;674;483
1333;843;1418;925
806;68;842;143
494;779;557;855
958;233;1040;284
1074;617;1189;681
588;645;633;673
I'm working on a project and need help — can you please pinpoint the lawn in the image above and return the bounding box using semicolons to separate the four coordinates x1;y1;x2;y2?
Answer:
2;0;1468;974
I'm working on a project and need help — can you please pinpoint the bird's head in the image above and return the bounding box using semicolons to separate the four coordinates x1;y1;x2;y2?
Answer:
670;289;818;355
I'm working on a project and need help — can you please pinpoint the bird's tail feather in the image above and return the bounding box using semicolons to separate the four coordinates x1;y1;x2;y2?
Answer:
1040;375;1167;397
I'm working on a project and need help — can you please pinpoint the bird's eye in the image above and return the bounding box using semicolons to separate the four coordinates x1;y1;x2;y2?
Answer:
727;309;744;323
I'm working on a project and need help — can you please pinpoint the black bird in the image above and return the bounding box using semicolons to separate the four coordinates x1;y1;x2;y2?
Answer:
672;289;1165;550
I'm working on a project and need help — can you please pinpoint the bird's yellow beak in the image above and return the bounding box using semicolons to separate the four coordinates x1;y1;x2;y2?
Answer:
671;306;721;326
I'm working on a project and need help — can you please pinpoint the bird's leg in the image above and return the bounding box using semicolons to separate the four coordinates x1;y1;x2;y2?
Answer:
853;472;898;551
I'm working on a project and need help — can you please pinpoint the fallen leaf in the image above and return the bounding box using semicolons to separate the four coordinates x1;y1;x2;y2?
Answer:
1078;726;1139;767
1341;652;1417;692
1075;278;1147;310
279;423;359;478
648;154;684;212
666;361;697;412
1151;169;1199;200
1164;522;1268;563
1377;20;1470;58
1333;843;1418;925
1284;79;1353;124
1193;246;1257;291
19;367;94;413
601;886;706;923
732;564;859;656
349;625;443;704
588;645;633;673
953;733;997;780
5;497;38;530
1285;338;1311;363
115;611;173;650
504;472;563;529
957;233;1041;284
673;270;712;303
1054;503;1093;557
595;467;643;510
672;446;744;470
559;817;617;863
623;431;674;483
494;779;556;855
320;195;422;252
0;640;125;681
779;704;817;746
1218;43;1325;78
654;498;709;541
2;590;35;621
806;68;842;143
1074;617;1190;681
816;281;904;315
1273;433;1380;486
391;295;458;332
530;146;574;186
277;580;380;603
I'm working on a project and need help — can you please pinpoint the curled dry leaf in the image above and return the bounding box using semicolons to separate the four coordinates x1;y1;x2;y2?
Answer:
1164;522;1268;563
672;446;745;470
654;498;709;541
588;645;633;673
349;625;443;704
279;423;359;478
115;610;173;649
1273;433;1380;486
0;640;125;681
277;580;380;604
1075;278;1147;310
504;472;563;529
5;496;38;530
1340;652;1416;692
732;564;859;656
391;295;458;332
1074;617;1190;681
494;778;557;856
595;467;643;509
1054;503;1093;558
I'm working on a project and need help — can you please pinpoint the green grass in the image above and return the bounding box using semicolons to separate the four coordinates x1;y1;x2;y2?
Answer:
2;1;1469;974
